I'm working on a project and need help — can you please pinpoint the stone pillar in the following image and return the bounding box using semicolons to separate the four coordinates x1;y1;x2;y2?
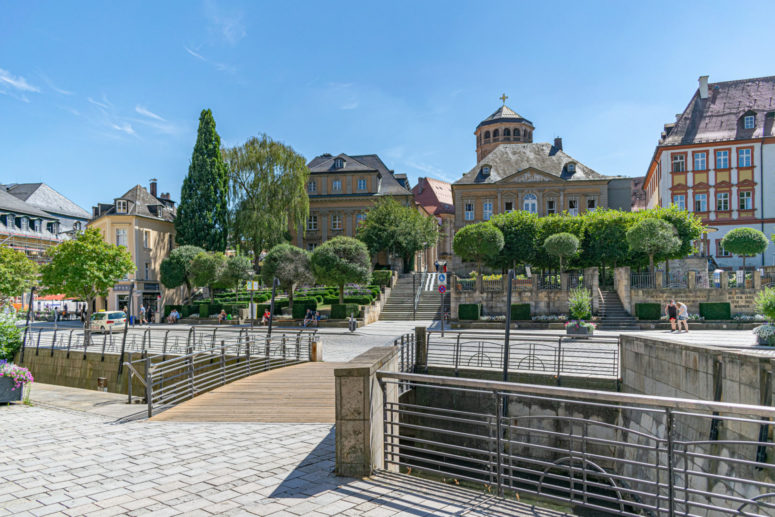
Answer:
720;271;729;289
655;270;664;289
615;266;632;315
335;347;399;477
560;272;569;291
584;267;600;312
754;270;762;290
414;326;427;373
688;270;697;290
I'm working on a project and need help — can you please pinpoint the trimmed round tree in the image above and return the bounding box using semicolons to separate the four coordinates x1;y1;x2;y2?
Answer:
310;236;371;303
452;222;504;276
262;244;314;310
489;210;539;270
189;251;227;296
626;218;681;275
218;255;253;303
160;245;205;302
543;232;579;273
721;227;769;272
0;246;38;307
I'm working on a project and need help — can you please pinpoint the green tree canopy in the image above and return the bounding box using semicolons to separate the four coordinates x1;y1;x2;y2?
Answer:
533;215;585;269
578;209;631;270
175;109;229;251
489;210;539;270
224;134;310;269
626;218;680;275
189;251;227;294
453;222;504;276
543;232;580;273
0;246;38;306
160;245;205;300
261;244;314;309
310;236;371;303
40;228;134;331
357;198;439;272
219;254;253;302
721;227;769;271
650;205;704;261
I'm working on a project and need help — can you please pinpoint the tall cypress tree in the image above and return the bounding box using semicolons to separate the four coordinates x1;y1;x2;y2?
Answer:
175;109;229;251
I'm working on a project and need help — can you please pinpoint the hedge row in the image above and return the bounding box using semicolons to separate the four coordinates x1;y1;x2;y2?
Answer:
331;303;361;320
372;270;393;287
700;302;731;320
635;303;661;320
510;304;531;321
459;304;480;320
291;297;319;319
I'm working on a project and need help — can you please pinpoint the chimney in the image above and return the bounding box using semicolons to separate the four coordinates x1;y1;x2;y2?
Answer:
698;75;709;99
554;137;563;151
149;178;158;198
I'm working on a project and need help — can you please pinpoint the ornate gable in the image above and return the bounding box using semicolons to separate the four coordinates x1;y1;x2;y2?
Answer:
497;168;558;184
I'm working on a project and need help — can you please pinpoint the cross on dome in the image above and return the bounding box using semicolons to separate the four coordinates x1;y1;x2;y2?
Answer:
499;93;508;105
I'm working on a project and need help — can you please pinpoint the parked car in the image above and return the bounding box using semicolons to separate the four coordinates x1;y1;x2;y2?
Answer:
89;311;127;333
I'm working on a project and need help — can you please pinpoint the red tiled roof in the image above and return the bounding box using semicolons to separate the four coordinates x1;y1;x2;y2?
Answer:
412;177;454;216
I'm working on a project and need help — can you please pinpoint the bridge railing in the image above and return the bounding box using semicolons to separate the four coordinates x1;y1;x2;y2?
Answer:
126;331;312;417
378;371;775;516
425;331;620;379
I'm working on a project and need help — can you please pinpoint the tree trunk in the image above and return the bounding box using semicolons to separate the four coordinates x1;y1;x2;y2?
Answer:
559;257;564;274
288;283;295;311
84;296;94;346
339;284;344;304
649;255;655;276
742;255;747;274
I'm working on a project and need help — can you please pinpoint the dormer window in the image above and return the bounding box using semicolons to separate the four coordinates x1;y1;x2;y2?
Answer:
567;163;576;174
73;222;82;231
480;166;491;177
116;200;128;213
333;158;345;169
744;114;755;129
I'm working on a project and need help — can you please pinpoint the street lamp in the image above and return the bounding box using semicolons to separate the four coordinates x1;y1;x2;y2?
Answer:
267;277;280;337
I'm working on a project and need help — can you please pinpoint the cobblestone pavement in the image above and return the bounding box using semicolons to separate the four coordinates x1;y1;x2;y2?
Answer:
0;405;569;516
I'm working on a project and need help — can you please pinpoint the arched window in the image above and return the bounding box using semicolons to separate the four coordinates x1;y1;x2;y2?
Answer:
523;193;537;213
484;131;490;140
503;128;511;138
513;128;521;142
493;129;499;141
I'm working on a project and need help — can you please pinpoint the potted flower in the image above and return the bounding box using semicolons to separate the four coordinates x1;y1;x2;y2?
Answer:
0;360;34;403
566;287;594;337
753;288;775;346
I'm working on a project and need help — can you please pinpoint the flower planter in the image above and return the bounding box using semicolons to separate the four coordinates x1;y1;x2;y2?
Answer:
0;376;23;403
566;326;594;338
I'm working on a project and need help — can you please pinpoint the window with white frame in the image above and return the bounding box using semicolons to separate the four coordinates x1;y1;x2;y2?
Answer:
115;228;128;247
482;200;493;220
33;220;41;232
73;221;81;231
504;201;514;213
567;198;578;216
464;201;474;221
693;152;706;171
116;200;128;213
332;179;342;192
672;194;685;210
523;193;537;213
694;193;707;212
307;215;318;231
357;179;367;191
738;148;752;167
715;150;729;169
716;192;729;211
143;230;151;248
334;158;345;169
718;241;731;257
739;191;753;210
20;217;28;231
308;180;317;193
586;198;597;212
306;243;317;252
546;199;556;214
144;262;150;280
671;154;685;172
744;115;755;129
331;214;343;230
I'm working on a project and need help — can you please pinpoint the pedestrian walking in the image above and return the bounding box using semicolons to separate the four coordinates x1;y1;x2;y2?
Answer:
665;299;678;332
139;304;147;325
677;301;689;332
434;260;439;273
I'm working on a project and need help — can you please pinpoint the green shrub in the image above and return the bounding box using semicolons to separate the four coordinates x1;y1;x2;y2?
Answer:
209;302;222;316
292;298;318;319
0;311;22;361
510;304;531;320
331;303;360;319
635;303;661;320
700;302;731;320
372;270;393;287
756;288;775;322
198;303;209;318
568;287;592;321
323;295;339;305
344;295;373;305
459;304;481;320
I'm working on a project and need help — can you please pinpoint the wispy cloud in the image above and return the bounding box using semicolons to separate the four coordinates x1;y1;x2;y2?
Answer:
204;0;246;45
0;68;39;92
135;105;165;121
87;96;112;110
57;105;81;117
109;121;135;135
38;72;73;95
184;45;236;73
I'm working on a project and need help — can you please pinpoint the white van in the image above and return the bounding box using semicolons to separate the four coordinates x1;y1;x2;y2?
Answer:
89;311;127;333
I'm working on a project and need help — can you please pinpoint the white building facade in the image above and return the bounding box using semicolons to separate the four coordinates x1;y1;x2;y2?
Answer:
644;75;775;269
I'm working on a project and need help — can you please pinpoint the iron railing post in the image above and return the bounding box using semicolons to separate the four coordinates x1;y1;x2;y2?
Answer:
666;408;676;517
381;377;389;470
127;351;133;404
145;355;152;418
556;336;563;384
187;346;194;399
221;341;226;386
494;391;504;497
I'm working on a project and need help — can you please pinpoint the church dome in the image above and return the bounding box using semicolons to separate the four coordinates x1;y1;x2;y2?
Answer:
474;95;535;162
476;105;534;129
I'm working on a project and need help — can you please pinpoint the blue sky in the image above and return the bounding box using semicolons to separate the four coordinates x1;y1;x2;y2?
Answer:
1;1;773;210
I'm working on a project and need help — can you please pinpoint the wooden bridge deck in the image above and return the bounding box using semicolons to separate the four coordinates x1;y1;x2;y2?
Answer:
150;362;345;423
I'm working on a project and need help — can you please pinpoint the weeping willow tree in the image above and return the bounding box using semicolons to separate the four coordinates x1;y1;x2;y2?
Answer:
223;134;310;270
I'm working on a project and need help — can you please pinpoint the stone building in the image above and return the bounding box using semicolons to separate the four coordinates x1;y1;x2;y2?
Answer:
0;188;62;263
452;99;631;270
4;183;90;238
88;180;182;314
412;177;455;263
292;153;414;267
643;75;775;268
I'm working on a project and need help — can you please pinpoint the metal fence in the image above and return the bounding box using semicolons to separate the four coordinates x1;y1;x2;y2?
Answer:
663;271;688;289
481;277;504;293
124;331;312;417
511;277;532;291
456;278;476;292
630;272;657;289
379;372;775;516
18;325;317;363
392;332;416;374
763;272;775;289
536;274;562;290
425;332;620;379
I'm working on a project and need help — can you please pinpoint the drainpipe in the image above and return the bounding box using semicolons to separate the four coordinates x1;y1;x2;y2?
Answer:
761;132;767;266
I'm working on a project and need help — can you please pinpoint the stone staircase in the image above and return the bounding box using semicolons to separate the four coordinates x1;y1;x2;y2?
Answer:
379;274;445;321
597;291;640;330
